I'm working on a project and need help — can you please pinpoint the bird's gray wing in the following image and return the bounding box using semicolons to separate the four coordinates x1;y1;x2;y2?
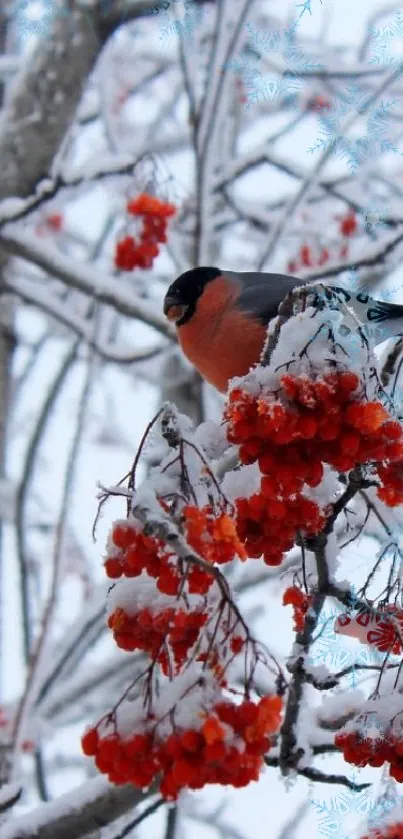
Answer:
224;270;306;326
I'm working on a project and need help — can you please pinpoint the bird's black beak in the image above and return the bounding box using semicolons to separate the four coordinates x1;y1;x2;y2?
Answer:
163;294;187;323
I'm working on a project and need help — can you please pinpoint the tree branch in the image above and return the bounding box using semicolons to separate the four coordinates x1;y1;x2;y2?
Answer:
0;229;174;339
1;778;157;839
5;276;165;364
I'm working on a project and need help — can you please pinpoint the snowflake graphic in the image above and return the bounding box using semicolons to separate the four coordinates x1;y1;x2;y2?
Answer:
358;200;392;234
10;0;117;43
157;0;202;49
369;11;403;67
308;84;401;173
12;0;60;40
296;0;323;18
311;773;400;839
223;19;324;109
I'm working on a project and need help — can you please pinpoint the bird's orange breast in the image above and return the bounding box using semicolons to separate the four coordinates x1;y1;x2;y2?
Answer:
177;277;267;392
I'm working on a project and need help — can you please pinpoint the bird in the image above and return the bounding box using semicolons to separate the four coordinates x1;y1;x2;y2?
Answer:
163;266;403;392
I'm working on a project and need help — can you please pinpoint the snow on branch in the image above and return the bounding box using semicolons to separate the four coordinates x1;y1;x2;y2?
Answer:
61;284;403;819
3;275;165;365
0;229;174;339
1;777;156;839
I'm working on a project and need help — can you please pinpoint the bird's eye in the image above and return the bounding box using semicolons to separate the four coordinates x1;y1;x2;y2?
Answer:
164;303;187;322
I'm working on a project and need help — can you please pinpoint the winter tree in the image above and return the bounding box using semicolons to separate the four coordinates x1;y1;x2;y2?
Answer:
2;1;403;838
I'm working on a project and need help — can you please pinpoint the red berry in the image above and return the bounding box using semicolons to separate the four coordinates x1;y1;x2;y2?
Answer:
81;728;98;756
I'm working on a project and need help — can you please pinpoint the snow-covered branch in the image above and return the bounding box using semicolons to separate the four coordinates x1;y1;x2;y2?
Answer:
1;777;157;839
0;229;174;339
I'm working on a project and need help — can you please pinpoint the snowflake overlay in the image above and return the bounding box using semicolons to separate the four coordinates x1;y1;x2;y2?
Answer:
10;0;143;43
357;200;392;234
369;11;403;68
12;0;61;40
311;770;400;839
296;0;323;18
157;0;202;50
10;0;120;43
223;19;324;109
308;84;401;173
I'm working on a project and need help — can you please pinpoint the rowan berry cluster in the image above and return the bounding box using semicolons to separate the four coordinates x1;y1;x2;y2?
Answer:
45;213;63;231
104;516;218;595
224;369;403;564
82;692;282;800
286;209;357;272
306;94;331;111
283;586;312;632
104;519;181;593
114;193;175;270
36;212;64;237
226;370;403;486
108;604;208;675
183;504;247;564
235;491;325;566
377;461;403;507
361;823;403;839
336;720;403;781
85;425;284;801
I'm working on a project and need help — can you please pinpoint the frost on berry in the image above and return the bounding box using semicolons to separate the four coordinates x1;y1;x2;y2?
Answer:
334;685;403;787
82;665;283;799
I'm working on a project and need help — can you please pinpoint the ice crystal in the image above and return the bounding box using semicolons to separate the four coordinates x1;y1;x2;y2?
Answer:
369;12;403;67
311;775;399;839
296;0;323;18
157;0;202;49
224;19;323;109
308;84;400;172
13;0;60;40
358;200;392;234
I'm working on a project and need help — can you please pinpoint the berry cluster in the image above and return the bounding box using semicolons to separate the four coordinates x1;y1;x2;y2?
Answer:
108;605;208;674
336;724;403;781
283;586;312;632
104;519;178;591
288;243;331;273
104;518;214;595
114;193;175;270
235;491;325;566
226;372;403;476
224;370;403;564
184;504;247;564
377;461;403;507
306;94;331;112
338;210;358;237
87;448;285;802
361;823;403;839
82;694;282;800
286;210;357;273
45;213;63;231
36;212;64;237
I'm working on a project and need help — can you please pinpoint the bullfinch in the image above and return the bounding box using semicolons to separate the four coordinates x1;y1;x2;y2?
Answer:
163;266;403;392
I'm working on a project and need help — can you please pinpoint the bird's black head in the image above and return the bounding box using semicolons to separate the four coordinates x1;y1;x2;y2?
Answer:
163;266;221;327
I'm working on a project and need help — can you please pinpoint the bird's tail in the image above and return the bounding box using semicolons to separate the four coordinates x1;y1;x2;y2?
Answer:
311;284;403;347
